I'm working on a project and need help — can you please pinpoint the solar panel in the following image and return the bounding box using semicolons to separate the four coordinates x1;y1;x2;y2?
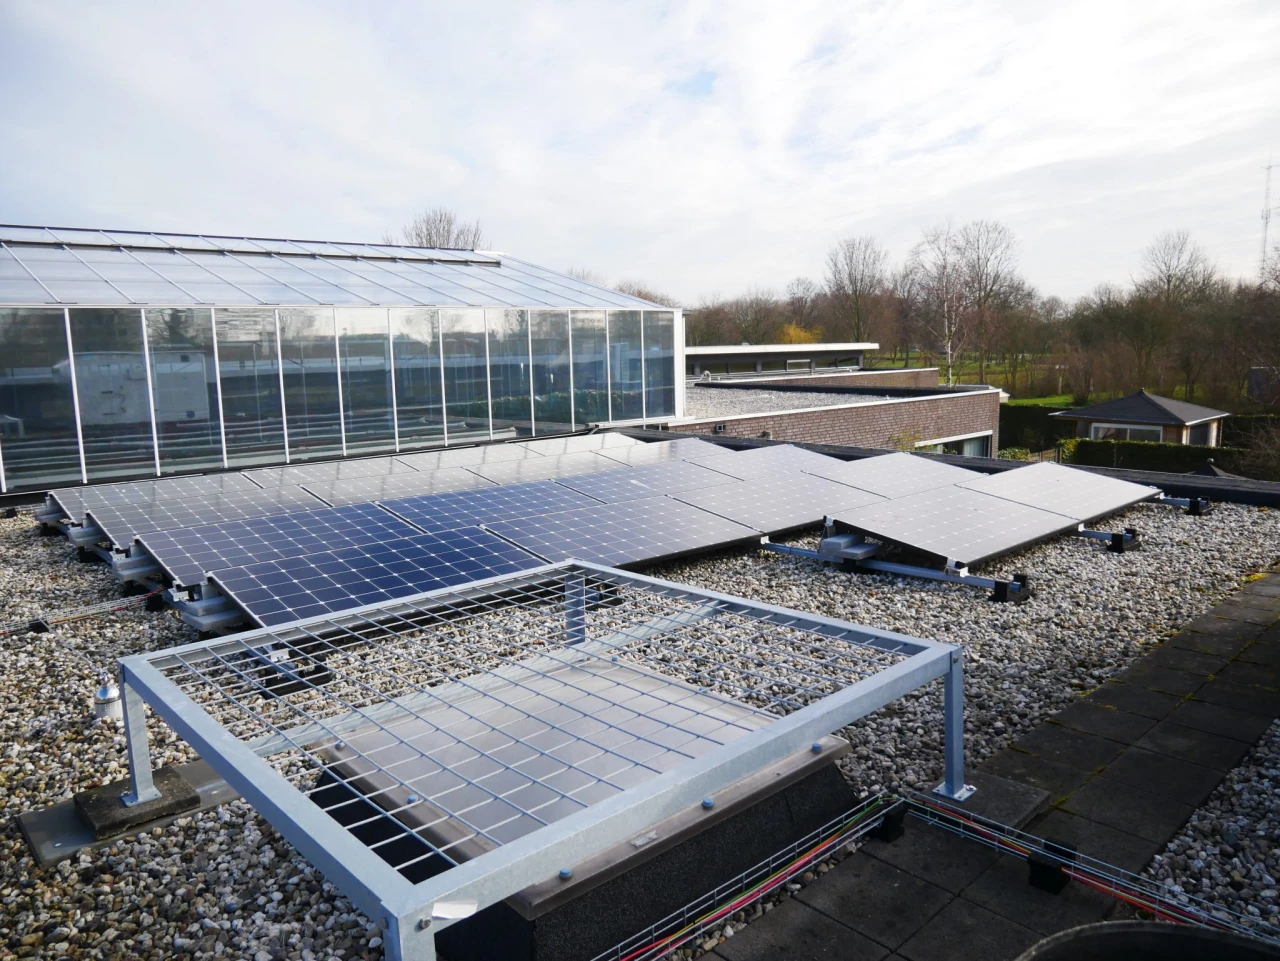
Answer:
379;481;601;534
516;432;643;455
830;486;1080;567
484;497;759;568
689;444;847;481
556;461;740;503
48;472;264;522
956;462;1160;522
394;443;543;471
596;437;731;466
136;503;423;589
243;457;419;488
671;471;885;533
803;451;984;498
466;452;628;486
209;528;544;626
299;468;495;507
86;485;330;550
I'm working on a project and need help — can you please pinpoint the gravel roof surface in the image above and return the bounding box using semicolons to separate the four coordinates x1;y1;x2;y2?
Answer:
0;500;1277;958
683;386;891;418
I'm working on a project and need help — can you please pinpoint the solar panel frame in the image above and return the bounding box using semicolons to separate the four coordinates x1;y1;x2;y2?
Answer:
670;471;886;534
555;461;740;503
136;502;425;589
802;451;985;498
955;461;1160;523
299;468;495;507
830;486;1081;567
379;481;602;535
209;527;544;626
483;496;760;568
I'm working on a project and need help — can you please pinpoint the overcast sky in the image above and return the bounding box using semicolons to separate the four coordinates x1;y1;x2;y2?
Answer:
2;1;1278;304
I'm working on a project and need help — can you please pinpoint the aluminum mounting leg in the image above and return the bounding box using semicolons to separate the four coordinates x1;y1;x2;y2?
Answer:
121;675;161;806
934;649;976;802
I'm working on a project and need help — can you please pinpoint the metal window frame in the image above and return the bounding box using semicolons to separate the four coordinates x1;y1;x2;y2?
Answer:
116;560;969;961
62;307;88;484
210;308;230;471
139;309;162;476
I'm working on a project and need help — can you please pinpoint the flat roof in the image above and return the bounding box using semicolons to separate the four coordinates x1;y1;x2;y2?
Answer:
686;342;876;357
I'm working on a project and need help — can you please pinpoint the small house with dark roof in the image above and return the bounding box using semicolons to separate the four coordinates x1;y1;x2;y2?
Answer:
1049;389;1230;447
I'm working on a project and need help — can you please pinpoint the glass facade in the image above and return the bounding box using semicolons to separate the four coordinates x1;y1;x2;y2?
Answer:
0;304;680;492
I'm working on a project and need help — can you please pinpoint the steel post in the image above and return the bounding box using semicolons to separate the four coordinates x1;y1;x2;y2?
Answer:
121;674;161;806
934;649;975;801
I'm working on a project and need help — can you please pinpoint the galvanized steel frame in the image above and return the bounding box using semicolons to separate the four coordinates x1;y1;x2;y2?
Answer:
116;560;967;961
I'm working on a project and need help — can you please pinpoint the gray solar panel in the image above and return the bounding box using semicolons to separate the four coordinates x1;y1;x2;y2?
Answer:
299;468;494;507
86;485;330;550
690;444;846;481
394;443;543;471
597;437;730;466
557;461;739;503
48;472;264;522
243;457;419;488
956;462;1159;522
671;471;885;533
484;496;759;568
466;452;627;486
516;433;643;456
803;451;984;498
830;486;1080;567
210;527;543;626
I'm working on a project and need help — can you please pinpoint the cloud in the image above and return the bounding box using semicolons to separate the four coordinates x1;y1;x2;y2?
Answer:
1;0;1277;302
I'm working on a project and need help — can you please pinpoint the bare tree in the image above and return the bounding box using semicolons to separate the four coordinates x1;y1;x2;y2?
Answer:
825;236;888;342
958;220;1022;384
615;280;681;307
909;223;969;385
730;288;782;345
785;277;822;329
887;266;924;367
566;266;607;285
1137;230;1214;305
384;207;487;249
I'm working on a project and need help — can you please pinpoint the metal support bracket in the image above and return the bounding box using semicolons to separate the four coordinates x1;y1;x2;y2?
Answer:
120;678;161;807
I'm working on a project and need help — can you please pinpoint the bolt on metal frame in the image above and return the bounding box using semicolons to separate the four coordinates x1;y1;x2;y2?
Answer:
115;560;971;961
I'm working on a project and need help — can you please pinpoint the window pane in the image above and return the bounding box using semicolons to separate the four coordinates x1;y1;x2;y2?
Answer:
279;308;342;461
216;308;286;468
144;308;222;473
643;310;675;417
530;309;571;433
1129;427;1162;443
0;308;82;490
440;308;490;444
337;308;394;454
67;308;156;482
571;310;609;425
391;308;445;450
608;310;643;420
487;308;532;440
1189;423;1210;446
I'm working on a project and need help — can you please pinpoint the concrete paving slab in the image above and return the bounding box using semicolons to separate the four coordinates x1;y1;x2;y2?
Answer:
1060;777;1197;844
979;750;1091;803
1210;603;1280;626
1227;591;1280;612
712;896;889;961
960;853;1114;936
1028;810;1164;875
1239;639;1280;667
897;897;1039;961
1112;662;1207;697
951;771;1050;828
1166;699;1276;743
1135;719;1254;772
1141;645;1231;676
796;852;951;952
1085;681;1183;720
862;820;999;895
1217;660;1280;688
1013;723;1127;772
1181;613;1269;639
1098;746;1224;807
1194;678;1280;715
1168;630;1256;658
1049;701;1158;744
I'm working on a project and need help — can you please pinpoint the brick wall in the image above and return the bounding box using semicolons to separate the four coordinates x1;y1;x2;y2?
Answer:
671;390;1000;451
750;368;939;389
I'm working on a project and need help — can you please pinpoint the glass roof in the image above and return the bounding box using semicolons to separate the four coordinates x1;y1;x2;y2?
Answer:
0;224;663;310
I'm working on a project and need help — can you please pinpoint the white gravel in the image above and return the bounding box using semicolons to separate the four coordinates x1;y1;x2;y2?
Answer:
0;499;1277;958
683;386;891;419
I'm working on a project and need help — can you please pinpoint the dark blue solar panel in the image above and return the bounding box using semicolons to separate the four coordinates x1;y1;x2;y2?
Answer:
555;461;738;503
380;481;601;534
136;502;423;588
210;528;544;626
483;497;759;568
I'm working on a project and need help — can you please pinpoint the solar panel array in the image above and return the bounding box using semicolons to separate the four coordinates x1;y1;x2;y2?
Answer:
48;433;1158;630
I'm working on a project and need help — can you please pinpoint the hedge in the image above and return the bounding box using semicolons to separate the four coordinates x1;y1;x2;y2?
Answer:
1059;438;1250;474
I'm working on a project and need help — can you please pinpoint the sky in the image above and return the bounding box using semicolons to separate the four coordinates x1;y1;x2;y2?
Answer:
2;1;1278;305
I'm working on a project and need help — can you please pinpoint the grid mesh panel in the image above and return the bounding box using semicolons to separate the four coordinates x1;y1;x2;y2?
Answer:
147;569;912;876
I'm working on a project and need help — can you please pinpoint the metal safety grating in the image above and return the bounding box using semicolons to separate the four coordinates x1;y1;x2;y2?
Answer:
118;563;964;960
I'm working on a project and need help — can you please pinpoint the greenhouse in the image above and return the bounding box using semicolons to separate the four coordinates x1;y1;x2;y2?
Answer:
0;225;681;492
